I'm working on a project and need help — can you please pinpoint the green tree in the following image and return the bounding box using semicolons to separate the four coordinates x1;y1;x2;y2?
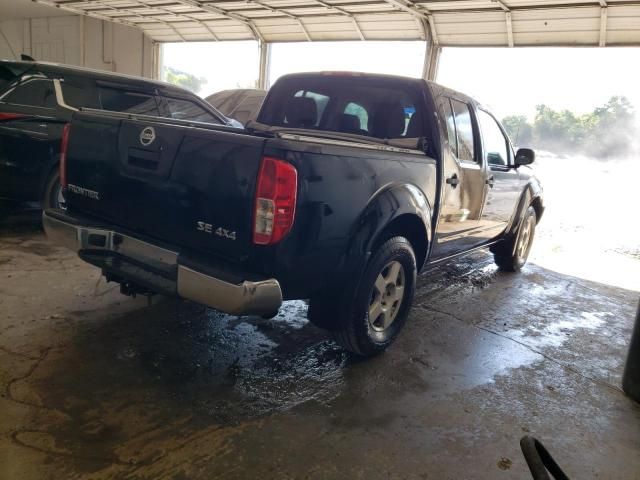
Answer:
502;115;533;146
162;66;207;94
502;96;637;158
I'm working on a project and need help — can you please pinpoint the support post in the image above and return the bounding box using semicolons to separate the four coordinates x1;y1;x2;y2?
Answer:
623;299;640;403
421;18;441;81
152;42;162;80
258;41;272;90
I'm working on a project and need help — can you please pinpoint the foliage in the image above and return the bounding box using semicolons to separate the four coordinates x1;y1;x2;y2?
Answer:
162;66;207;94
502;96;637;158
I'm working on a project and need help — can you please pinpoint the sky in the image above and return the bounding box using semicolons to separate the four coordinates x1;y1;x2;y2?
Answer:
162;42;640;120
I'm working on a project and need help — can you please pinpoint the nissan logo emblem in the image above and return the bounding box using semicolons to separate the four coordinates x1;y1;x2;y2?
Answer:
140;126;156;146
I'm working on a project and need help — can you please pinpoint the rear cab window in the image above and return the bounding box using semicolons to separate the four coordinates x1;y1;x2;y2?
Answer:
258;74;425;141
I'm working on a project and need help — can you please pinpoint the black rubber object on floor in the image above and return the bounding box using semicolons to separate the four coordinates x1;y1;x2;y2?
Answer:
622;299;640;403
520;436;570;480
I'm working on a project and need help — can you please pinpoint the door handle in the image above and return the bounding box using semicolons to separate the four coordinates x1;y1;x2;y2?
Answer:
486;175;495;188
446;173;459;188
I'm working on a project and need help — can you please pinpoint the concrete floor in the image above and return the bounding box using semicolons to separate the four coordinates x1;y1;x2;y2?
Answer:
1;210;639;479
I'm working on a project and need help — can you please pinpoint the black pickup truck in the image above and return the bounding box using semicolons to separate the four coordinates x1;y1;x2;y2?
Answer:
44;72;543;356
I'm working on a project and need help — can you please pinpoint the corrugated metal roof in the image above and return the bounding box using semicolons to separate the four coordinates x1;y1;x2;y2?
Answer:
32;0;640;45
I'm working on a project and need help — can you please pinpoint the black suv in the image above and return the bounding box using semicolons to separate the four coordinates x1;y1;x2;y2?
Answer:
0;60;232;211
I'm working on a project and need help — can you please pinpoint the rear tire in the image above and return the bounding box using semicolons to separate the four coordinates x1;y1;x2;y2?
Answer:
494;206;536;272
42;169;66;210
328;236;417;356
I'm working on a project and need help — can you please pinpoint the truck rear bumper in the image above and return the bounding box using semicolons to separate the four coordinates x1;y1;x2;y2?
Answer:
43;210;282;316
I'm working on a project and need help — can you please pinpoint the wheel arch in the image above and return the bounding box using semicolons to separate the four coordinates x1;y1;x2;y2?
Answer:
341;182;433;277
370;214;429;273
530;195;544;224
506;181;543;237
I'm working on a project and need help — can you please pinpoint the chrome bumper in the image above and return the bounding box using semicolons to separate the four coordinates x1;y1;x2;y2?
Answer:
42;211;282;316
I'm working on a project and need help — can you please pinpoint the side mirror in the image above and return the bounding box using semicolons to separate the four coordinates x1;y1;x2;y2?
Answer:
515;148;535;167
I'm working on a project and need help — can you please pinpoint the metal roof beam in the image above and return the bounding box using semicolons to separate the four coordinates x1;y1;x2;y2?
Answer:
32;0;141;29
309;0;367;40
33;0;188;40
599;6;608;46
383;0;430;18
132;0;216;41
382;0;431;38
175;0;265;41
492;0;511;12
244;1;312;41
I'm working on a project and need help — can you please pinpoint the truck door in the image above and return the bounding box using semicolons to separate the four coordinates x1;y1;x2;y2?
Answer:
476;109;522;240
430;96;488;260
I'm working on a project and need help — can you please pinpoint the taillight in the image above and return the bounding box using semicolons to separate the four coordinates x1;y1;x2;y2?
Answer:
59;123;71;188
0;112;27;121
253;156;297;245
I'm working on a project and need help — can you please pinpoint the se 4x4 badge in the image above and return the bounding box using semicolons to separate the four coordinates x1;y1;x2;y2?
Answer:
197;221;237;240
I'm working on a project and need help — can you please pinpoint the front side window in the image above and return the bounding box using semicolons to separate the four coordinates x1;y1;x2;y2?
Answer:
451;99;476;163
164;97;221;123
2;78;56;109
98;88;160;116
478;110;509;167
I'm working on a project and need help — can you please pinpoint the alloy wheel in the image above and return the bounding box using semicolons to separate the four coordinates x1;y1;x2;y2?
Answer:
368;260;406;332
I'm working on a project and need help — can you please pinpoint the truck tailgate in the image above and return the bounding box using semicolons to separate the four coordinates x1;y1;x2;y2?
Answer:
65;111;266;264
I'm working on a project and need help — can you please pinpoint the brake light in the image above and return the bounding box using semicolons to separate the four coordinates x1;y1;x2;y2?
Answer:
0;112;27;121
59;123;71;188
253;156;297;245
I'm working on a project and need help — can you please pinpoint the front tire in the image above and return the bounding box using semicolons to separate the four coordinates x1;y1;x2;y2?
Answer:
494;206;536;272
332;236;417;356
42;169;66;210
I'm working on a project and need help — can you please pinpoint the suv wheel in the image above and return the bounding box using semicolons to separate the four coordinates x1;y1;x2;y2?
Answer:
332;236;417;356
494;206;536;272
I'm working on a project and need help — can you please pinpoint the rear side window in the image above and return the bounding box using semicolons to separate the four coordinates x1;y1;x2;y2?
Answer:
441;98;457;152
98;87;160;116
2;78;56;109
164;97;221;124
450;99;476;163
259;76;424;140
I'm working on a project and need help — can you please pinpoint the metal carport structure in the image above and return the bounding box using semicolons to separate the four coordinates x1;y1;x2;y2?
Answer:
30;0;640;87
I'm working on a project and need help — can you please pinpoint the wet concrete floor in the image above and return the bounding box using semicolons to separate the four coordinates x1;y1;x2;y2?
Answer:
1;214;639;479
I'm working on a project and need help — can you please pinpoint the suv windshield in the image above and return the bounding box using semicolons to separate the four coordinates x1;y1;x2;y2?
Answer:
258;75;424;140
